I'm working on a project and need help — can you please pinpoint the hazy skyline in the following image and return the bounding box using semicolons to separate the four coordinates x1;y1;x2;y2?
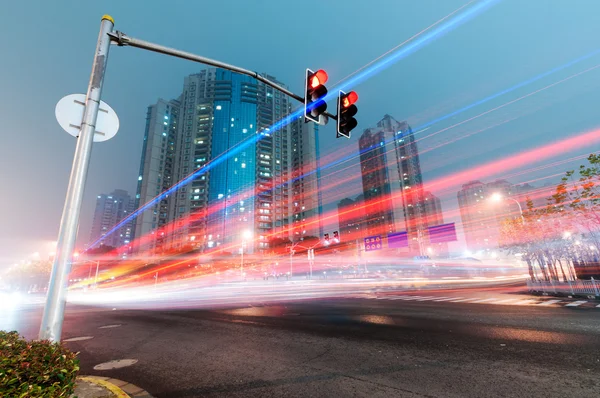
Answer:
2;0;600;266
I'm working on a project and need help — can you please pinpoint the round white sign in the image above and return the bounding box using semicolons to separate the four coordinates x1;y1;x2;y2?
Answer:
55;94;119;142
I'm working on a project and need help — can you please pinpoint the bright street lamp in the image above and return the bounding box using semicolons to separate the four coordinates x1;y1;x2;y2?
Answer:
490;192;525;224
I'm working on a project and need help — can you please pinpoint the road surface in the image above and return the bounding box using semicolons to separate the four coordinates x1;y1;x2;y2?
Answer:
7;286;600;397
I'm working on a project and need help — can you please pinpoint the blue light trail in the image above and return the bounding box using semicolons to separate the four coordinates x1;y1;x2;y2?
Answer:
89;0;501;249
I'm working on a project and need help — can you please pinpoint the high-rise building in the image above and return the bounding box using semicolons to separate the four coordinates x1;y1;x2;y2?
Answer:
358;128;395;236
458;180;494;251
89;189;135;250
422;191;448;256
422;191;444;227
133;98;180;253
359;115;438;254
290;118;324;240
386;117;428;254
457;179;517;252
337;194;365;240
128;68;320;254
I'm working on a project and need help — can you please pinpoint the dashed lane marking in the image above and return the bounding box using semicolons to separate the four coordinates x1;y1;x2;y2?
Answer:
565;300;588;307
537;299;562;306
469;298;497;304
433;297;463;302
369;295;598;308
449;298;478;303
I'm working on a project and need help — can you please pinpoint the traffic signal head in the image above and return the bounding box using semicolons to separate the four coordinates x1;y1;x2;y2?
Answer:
333;231;340;243
337;90;359;138
305;68;329;123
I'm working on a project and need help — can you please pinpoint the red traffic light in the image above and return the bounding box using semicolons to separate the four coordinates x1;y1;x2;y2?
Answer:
310;69;328;88
342;91;358;108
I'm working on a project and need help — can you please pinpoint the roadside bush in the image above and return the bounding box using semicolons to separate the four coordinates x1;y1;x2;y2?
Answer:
0;330;80;397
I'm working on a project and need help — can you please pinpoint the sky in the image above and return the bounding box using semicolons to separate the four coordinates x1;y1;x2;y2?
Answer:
2;0;600;266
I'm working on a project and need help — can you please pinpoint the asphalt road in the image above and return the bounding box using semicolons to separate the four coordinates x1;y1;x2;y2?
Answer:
9;288;600;398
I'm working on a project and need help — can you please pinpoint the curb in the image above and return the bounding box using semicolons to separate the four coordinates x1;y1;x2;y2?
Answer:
77;376;154;397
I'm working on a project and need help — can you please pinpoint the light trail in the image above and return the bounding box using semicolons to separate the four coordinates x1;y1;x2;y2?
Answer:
334;0;479;85
309;61;600;201
333;0;502;95
307;61;600;192
90;0;499;250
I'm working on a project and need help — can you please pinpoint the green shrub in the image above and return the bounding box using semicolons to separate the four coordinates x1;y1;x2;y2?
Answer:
0;330;80;397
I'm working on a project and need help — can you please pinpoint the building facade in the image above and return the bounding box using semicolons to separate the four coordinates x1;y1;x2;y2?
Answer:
89;189;135;250
290;118;324;240
359;115;441;255
132;68;321;255
358;128;396;236
133;98;180;253
457;179;517;252
337;194;365;241
422;191;448;256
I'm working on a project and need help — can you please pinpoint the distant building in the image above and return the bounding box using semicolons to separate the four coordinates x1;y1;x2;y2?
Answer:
513;182;548;210
359;115;442;255
133;98;180;253
388;117;428;254
89;189;135;250
422;191;448;256
457;179;520;252
457;181;496;251
337;194;365;241
358;127;395;236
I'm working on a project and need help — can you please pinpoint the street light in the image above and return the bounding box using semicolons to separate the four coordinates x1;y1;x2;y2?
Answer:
241;230;252;278
490;192;525;224
73;259;100;288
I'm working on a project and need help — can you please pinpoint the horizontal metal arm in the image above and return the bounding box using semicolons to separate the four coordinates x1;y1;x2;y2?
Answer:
108;31;336;121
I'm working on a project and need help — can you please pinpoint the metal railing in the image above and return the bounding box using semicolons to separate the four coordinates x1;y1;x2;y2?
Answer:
527;278;600;296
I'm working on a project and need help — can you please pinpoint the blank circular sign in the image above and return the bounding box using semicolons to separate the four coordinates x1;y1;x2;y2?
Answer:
55;94;119;142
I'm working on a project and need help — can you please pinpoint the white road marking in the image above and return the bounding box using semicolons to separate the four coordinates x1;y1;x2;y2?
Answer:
513;299;538;305
490;299;522;305
366;295;592;309
63;336;94;342
93;359;138;370
419;296;448;301
537;300;562;306
433;297;463;302
98;324;121;329
416;296;444;301
469;298;497;303
565;300;587;307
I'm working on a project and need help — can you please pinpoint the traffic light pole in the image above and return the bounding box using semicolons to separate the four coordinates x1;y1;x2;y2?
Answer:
41;18;339;341
108;31;337;121
40;15;114;342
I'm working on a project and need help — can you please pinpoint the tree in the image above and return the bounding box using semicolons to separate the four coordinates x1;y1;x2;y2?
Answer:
500;153;600;281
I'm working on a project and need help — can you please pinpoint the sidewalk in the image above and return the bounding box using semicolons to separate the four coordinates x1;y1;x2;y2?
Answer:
73;376;153;398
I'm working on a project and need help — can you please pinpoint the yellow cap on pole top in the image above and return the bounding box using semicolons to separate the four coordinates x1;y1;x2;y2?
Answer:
101;15;115;24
